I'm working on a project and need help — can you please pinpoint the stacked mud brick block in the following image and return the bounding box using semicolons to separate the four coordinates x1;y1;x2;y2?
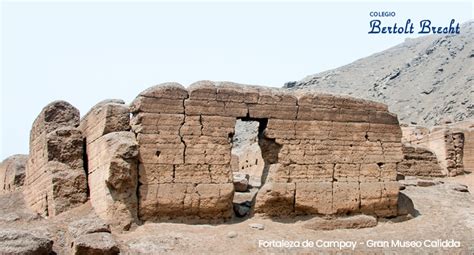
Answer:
0;154;27;193
402;124;465;176
254;92;402;217
397;144;445;177
23;101;87;217
130;82;235;222
80;99;138;230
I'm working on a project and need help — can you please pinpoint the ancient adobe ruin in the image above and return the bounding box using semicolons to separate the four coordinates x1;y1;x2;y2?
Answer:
401;120;473;177
3;81;407;230
0;155;27;193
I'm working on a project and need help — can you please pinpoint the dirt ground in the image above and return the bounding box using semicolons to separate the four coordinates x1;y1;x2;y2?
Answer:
1;174;473;254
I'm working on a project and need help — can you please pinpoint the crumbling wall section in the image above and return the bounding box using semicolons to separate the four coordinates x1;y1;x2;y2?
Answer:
449;120;474;173
0;154;28;193
79;100;138;231
397;144;445;177
402;125;465;176
23;101;87;217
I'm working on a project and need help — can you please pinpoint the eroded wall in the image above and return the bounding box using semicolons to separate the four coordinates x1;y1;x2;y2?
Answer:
23;101;88;217
130;82;234;222
449;120;474;173
17;81;405;222
131;81;403;220
402;124;465;176
254;92;402;217
79;100;139;230
397;144;445;177
0;154;28;193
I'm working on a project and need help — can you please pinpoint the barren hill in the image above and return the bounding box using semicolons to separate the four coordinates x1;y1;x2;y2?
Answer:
285;21;474;127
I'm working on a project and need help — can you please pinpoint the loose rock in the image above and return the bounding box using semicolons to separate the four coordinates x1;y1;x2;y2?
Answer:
0;229;53;255
233;173;250;192
249;223;265;230
0;155;28;193
417;180;437;187
72;232;119;255
233;201;251;217
226;231;238;238
303;215;377;231
450;183;469;192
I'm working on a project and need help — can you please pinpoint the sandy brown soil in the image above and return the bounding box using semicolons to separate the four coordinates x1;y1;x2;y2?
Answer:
448;172;474;191
115;178;474;254
1;174;473;254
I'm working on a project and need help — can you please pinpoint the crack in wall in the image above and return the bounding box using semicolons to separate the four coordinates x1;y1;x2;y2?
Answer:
178;98;188;165
357;164;362;212
82;138;90;198
292;183;297;213
331;163;336;214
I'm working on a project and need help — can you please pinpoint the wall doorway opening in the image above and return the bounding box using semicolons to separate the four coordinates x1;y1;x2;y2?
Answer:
231;117;282;218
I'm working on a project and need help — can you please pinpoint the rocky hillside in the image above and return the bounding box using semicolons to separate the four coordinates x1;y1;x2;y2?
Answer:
285;21;473;127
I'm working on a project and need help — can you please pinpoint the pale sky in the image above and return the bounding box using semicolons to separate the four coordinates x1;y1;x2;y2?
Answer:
1;0;472;159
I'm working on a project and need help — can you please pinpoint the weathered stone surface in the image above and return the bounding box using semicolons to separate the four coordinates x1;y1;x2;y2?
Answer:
295;182;332;215
79;99;140;231
126;82;404;221
397;144;445;177
0;229;53;255
450;121;473;173
87;132;139;231
24;101;88;217
47;161;88;216
0;154;28;193
417;180;437;187
72;232;119;255
233;187;259;205
402;124;465;176
233;173;249;192
233;201;251;217
303;215;377;231
80;99;130;145
130;82;188;114
332;182;360;214
254;182;295;217
67;216;111;240
397;192;417;217
360;181;399;217
66;216;112;253
29;100;80;143
138;183;234;222
249;223;265;230
131;83;241;221
449;183;469;192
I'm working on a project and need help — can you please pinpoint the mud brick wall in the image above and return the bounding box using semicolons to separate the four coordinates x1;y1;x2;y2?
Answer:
449;120;474;173
130;82;234;222
131;81;404;220
397;144;445;177
0;154;28;193
23;101;87;217
402;125;465;176
79;100;138;231
254;92;402;218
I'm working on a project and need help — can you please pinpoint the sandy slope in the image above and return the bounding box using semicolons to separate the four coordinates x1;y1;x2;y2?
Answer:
286;21;473;127
1;175;473;254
